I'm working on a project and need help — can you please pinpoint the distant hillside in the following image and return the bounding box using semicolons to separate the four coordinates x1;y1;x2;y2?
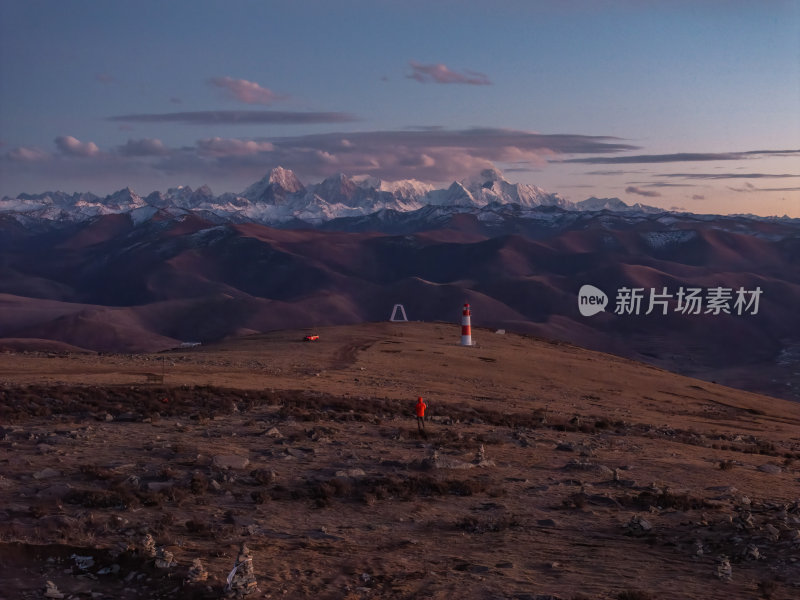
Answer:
0;204;798;402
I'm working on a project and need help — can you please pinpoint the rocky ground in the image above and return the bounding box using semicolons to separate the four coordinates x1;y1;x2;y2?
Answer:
1;323;799;599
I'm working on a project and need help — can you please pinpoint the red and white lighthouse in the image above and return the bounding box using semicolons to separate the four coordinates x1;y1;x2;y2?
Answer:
461;303;473;346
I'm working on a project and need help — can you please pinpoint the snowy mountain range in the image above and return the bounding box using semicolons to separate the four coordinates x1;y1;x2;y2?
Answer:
0;167;665;227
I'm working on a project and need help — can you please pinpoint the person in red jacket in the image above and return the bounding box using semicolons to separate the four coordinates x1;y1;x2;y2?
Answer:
415;396;427;434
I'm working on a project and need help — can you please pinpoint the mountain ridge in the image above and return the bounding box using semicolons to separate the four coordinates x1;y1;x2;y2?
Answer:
1;166;665;227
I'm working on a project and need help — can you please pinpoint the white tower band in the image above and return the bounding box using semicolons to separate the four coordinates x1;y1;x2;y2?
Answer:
461;303;473;346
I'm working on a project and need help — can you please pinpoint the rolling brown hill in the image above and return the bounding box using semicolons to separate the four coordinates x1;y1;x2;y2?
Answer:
0;211;798;401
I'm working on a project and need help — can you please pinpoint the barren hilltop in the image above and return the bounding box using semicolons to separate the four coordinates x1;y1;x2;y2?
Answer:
1;322;799;599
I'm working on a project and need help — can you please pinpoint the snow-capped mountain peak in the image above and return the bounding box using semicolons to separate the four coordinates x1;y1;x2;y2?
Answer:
242;167;305;203
0;165;674;228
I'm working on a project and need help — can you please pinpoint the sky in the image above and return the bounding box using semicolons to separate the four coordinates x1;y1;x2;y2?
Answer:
1;0;798;217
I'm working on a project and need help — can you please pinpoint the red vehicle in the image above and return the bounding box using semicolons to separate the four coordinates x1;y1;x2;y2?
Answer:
303;334;320;342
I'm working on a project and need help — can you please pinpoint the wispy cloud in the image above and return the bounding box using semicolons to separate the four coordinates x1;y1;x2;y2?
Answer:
633;182;694;188
657;172;800;180
208;76;285;105
561;149;800;164
55;136;100;157
625;186;661;198
728;182;800;193
692;194;705;200
108;110;359;125
407;61;491;85
586;170;632;176
95;73;115;84
6;146;49;161
196;137;275;157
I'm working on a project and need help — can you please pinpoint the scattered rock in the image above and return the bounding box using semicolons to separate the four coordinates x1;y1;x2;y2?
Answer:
758;464;782;475
426;450;473;470
33;467;61;480
625;515;653;535
213;454;250;470
736;511;755;531
70;553;95;571
265;427;283;439
537;519;557;528
43;580;65;599
97;564;121;575
335;468;366;478
764;523;780;541
742;544;761;561
588;494;621;508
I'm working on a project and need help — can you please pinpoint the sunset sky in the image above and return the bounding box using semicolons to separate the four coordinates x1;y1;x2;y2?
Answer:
1;0;798;217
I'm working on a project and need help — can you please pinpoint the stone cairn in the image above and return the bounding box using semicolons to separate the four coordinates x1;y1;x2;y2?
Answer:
186;558;209;584
473;444;495;467
715;555;732;581
155;546;176;569
141;533;157;558
224;543;258;598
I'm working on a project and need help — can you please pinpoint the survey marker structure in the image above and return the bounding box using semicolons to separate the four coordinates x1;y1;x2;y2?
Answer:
461;303;474;346
389;304;408;322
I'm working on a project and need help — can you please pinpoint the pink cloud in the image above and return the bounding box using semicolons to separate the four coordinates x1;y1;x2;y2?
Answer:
95;73;115;84
139;128;633;184
7;146;49;161
54;136;100;157
408;61;491;85
208;76;284;105
196;137;275;157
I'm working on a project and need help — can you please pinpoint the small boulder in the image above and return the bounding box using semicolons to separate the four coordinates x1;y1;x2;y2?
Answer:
335;468;366;478
213;454;250;470
265;427;283;439
43;581;65;599
33;468;62;480
758;464;781;475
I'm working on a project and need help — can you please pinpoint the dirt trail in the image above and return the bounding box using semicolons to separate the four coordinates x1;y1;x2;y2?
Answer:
328;338;377;370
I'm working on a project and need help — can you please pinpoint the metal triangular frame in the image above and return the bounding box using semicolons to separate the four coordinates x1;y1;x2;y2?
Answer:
389;303;408;322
